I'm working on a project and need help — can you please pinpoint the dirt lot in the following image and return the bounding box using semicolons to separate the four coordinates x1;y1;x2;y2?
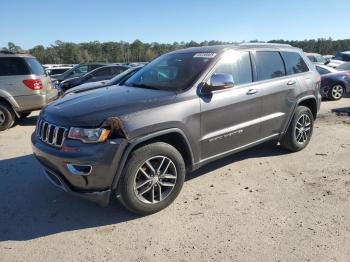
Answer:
0;96;349;262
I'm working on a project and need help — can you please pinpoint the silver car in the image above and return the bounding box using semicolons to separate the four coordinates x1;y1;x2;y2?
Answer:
0;51;58;131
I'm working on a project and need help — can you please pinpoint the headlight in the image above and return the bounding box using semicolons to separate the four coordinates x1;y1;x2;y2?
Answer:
68;127;110;143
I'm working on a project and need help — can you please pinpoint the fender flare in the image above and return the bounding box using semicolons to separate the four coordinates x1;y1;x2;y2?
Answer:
111;128;195;191
0;91;20;117
281;95;318;136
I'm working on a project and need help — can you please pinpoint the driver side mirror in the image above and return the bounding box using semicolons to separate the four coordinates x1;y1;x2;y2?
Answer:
201;73;235;94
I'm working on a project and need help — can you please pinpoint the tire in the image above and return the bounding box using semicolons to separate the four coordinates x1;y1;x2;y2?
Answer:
0;102;15;131
280;106;314;152
118;142;186;215
18;112;31;119
328;84;344;101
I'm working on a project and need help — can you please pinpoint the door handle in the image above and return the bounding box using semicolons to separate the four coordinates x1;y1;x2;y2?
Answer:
287;80;296;85
246;89;258;95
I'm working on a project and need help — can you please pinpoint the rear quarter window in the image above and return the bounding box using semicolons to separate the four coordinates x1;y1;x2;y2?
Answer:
255;51;286;81
281;52;309;75
0;57;30;76
25;58;45;75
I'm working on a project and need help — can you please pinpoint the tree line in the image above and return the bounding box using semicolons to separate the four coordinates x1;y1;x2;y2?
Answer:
2;38;350;64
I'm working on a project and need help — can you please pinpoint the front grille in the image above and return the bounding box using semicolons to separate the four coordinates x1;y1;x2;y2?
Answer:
36;119;68;148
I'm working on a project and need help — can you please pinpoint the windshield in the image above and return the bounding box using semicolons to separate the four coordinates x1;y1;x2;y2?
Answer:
124;52;213;91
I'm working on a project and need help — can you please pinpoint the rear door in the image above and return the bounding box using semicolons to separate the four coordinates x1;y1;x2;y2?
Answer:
199;50;264;160
252;50;309;138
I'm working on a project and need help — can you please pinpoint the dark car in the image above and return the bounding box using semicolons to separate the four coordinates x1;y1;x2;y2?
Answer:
62;65;143;97
334;51;350;62
32;44;321;215
59;65;129;92
50;63;107;85
315;65;350;100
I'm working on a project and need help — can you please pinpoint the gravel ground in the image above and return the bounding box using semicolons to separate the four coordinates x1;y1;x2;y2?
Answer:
0;95;349;262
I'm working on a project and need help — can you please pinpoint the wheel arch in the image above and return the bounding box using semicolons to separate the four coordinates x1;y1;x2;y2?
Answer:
111;128;195;191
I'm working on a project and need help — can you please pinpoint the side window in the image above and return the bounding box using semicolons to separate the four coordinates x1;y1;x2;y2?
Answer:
255;51;286;81
0;57;30;76
93;67;110;77
281;52;309;75
212;51;253;85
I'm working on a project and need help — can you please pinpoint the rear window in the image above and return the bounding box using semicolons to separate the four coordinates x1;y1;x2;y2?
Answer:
255;51;286;81
0;57;30;76
25;58;45;75
281;52;309;75
316;66;330;75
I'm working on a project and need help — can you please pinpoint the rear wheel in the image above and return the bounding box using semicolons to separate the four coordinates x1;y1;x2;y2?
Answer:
118;142;186;215
328;84;344;100
280;106;314;152
0;102;15;131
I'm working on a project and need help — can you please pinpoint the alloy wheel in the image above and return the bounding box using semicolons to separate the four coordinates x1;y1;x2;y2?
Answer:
295;114;311;144
331;85;344;99
133;156;177;204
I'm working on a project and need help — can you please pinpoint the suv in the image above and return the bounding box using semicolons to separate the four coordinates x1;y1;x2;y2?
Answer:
32;44;321;215
0;51;58;131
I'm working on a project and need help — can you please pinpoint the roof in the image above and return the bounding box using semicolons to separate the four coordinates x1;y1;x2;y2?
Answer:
0;50;34;58
339;51;350;55
170;43;298;55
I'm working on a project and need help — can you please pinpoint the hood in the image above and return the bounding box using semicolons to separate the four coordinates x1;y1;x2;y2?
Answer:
42;85;177;127
64;80;110;95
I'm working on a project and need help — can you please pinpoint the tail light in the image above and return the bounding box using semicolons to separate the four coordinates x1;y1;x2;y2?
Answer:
23;79;43;90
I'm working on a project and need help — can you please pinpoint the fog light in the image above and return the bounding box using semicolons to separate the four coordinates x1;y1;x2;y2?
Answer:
67;164;92;176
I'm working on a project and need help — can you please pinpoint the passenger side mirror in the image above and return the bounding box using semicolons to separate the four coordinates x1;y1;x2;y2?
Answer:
201;74;235;94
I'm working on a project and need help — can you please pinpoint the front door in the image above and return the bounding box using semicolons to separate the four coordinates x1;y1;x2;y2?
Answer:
199;50;264;161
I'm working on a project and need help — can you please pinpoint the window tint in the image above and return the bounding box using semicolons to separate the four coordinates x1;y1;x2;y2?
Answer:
0;57;30;76
281;52;309;75
316;66;330;75
25;58;45;75
213;51;253;85
93;67;110;77
255;51;285;81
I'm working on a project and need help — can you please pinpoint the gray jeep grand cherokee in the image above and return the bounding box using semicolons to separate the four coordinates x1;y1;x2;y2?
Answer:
32;44;321;215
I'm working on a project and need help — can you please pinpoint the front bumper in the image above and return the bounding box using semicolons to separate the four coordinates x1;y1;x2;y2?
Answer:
31;132;128;206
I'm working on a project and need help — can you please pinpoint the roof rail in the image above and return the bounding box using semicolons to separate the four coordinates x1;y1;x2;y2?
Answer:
0;50;16;54
239;42;292;47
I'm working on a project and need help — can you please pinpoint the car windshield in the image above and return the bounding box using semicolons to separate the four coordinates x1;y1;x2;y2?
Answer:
124;52;213;91
315;55;326;63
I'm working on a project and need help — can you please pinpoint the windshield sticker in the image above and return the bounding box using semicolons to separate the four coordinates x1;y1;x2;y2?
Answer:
193;53;217;58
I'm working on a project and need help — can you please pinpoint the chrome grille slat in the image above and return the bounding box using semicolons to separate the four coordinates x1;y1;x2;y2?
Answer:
35;118;67;148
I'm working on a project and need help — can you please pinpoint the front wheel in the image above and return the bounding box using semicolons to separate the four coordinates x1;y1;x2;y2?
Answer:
280;106;314;152
118;142;186;215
